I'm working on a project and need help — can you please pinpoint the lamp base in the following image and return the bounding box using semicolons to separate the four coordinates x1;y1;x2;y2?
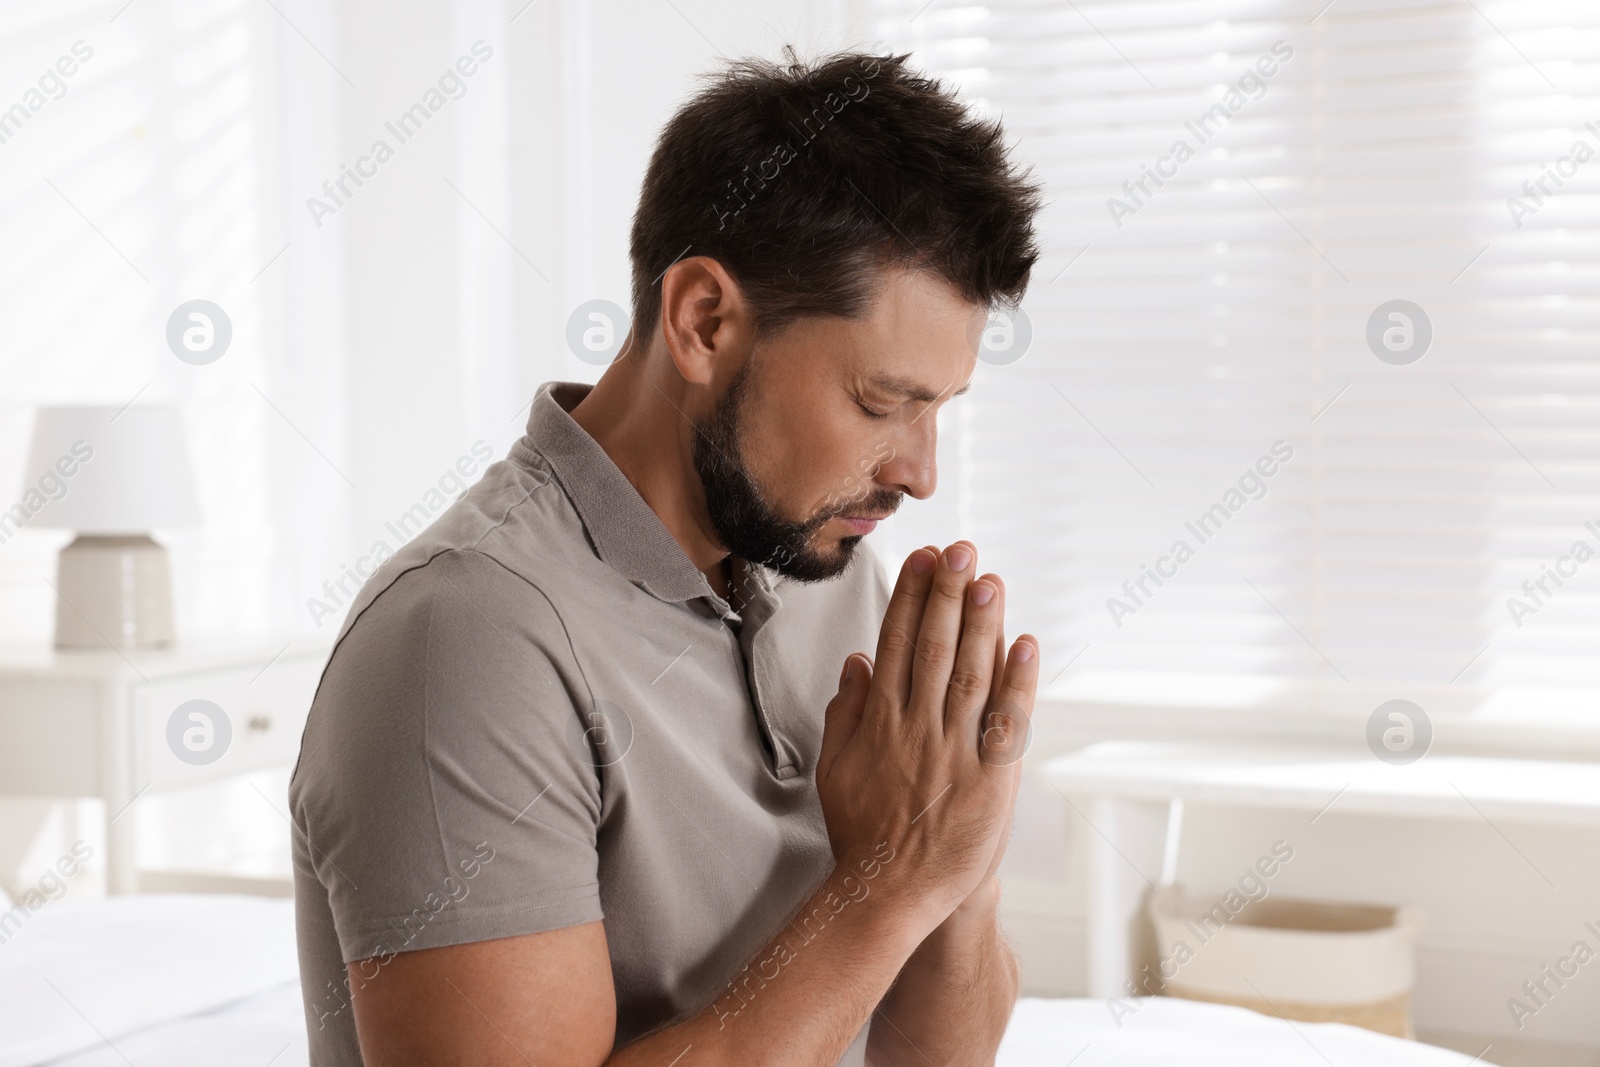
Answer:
54;534;176;650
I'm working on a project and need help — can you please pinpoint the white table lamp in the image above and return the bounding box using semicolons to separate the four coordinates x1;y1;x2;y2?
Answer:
25;406;201;650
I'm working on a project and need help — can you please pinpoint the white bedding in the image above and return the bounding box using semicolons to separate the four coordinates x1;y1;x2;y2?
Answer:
0;894;298;1067
997;996;1494;1066
0;893;1498;1067
37;982;308;1067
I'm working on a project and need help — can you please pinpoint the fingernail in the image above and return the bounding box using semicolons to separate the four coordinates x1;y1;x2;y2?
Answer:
1014;641;1035;663
910;550;934;575
971;581;994;606
945;545;972;571
843;656;858;683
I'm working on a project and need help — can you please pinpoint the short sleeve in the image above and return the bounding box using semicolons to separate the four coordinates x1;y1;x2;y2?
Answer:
290;548;604;965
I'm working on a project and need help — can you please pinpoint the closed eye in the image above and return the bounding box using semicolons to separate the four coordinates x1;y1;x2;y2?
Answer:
856;399;892;419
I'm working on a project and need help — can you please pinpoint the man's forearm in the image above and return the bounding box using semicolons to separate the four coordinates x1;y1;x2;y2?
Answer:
867;877;1019;1066
610;855;933;1067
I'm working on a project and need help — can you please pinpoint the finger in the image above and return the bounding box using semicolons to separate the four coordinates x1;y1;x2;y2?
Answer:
980;572;1008;713
943;577;1001;738
820;653;873;777
908;541;976;717
872;549;937;708
980;635;1039;771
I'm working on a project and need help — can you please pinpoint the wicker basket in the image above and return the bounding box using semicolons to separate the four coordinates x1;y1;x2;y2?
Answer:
1147;885;1425;1038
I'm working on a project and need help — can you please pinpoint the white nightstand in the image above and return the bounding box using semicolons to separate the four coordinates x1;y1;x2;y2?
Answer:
0;638;333;894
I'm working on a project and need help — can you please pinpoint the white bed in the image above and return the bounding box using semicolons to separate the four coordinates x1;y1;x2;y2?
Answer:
0;892;1497;1067
0;892;304;1067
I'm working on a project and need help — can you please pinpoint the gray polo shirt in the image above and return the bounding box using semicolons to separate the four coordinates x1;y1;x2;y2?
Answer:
290;381;889;1065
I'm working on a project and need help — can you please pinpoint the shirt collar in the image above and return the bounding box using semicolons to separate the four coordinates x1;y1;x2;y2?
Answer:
512;381;777;609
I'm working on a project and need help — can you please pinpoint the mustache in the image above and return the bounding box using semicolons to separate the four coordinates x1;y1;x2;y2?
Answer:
810;487;903;530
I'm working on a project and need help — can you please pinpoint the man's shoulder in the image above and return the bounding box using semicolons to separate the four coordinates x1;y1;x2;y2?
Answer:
336;453;593;644
296;464;591;775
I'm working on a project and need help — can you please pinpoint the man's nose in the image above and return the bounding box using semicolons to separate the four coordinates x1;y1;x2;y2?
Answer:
877;423;937;501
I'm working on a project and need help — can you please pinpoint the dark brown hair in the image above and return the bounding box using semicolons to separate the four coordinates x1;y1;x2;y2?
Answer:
628;47;1043;344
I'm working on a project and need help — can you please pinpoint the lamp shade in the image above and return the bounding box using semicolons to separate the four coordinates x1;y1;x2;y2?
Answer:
24;406;201;532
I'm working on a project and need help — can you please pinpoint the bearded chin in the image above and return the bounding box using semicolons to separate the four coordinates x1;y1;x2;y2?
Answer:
690;368;860;584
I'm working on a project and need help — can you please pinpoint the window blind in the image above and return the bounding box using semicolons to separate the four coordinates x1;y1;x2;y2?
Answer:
867;0;1600;714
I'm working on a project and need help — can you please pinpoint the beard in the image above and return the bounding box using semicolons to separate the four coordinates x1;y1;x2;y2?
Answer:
691;363;901;583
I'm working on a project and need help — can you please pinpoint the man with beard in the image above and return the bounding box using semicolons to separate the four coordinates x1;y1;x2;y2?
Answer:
290;47;1043;1066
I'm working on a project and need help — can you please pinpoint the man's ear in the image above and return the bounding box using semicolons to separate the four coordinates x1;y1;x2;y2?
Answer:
658;255;755;388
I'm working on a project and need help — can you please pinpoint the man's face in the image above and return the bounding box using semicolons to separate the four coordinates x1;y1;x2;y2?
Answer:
693;267;986;582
